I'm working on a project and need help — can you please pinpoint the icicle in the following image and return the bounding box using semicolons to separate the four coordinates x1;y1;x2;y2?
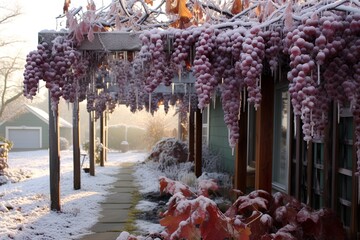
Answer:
213;93;216;109
337;101;340;124
317;63;320;85
222;77;224;84
238;100;242;119
228;127;231;146
232;147;234;156
310;109;314;136
178;69;181;82
184;84;187;95
188;93;191;112
243;88;246;112
172;83;174;95
259;74;262;89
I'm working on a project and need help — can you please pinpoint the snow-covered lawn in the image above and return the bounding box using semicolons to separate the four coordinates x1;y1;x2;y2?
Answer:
0;150;147;240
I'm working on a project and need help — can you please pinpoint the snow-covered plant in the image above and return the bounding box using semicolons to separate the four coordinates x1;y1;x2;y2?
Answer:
59;137;69;151
82;137;103;163
0;136;12;174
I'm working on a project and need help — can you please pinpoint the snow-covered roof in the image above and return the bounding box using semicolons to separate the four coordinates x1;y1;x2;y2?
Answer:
25;105;72;128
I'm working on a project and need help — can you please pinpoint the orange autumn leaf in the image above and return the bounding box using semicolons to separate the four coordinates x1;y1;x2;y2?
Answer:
255;5;261;17
63;0;71;14
145;0;153;6
231;0;242;14
166;0;179;14
239;226;251;240
178;0;193;19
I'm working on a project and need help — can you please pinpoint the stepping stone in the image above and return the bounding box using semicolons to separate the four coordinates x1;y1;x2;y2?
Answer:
90;223;125;232
79;232;122;240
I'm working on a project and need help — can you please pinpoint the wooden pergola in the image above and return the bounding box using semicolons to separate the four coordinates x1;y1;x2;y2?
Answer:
38;31;208;211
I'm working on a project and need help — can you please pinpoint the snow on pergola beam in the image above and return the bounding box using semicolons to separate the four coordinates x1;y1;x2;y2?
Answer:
38;31;141;51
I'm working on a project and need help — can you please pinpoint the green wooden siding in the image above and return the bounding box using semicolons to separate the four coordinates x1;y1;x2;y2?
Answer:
208;98;235;173
0;111;72;150
0;112;49;149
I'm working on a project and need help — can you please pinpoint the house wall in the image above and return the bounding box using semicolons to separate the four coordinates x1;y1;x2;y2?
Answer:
0;111;73;150
208;98;235;174
0;112;49;150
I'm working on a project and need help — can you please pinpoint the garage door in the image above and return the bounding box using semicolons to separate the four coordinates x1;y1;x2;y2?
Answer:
7;128;41;149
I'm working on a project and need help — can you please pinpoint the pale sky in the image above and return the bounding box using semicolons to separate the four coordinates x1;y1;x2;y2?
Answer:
1;0;112;57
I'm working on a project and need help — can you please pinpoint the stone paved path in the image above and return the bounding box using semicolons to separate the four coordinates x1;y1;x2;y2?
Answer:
79;165;137;240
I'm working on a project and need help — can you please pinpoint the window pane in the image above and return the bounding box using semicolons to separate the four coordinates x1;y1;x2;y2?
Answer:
273;89;289;190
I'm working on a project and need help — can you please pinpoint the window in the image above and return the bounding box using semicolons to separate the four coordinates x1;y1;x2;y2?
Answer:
272;86;290;192
202;106;209;146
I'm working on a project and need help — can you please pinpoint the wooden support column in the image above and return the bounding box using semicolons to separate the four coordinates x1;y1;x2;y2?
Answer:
195;108;202;177
48;91;60;211
255;75;274;192
188;106;195;162
323;103;332;208
331;102;339;211
235;102;248;193
295;116;302;200
104;109;108;162
72;99;81;190
100;111;105;167
306;142;313;205
89;111;95;176
350;120;359;239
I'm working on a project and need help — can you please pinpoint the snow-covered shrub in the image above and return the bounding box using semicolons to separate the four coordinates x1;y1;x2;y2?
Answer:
82;138;103;163
146;138;189;169
202;144;224;173
59;137;69;150
0;136;12;174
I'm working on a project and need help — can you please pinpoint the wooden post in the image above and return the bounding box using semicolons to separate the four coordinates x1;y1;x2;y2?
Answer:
306;142;313;206
295;116;302;200
235;98;248;193
73;99;81;190
100;111;105;167
89;111;95;176
104;109;108;162
48;91;60;211
331;102;339;211
323;103;332;208
255;75;274;192
350;119;359;239
195;108;202;177
188;106;195;162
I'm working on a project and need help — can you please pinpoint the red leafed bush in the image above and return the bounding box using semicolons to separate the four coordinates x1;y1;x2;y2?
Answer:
159;178;345;240
119;178;345;240
160;192;251;240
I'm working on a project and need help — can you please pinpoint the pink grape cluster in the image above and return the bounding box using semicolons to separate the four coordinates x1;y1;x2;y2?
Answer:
171;29;195;71
140;30;174;92
261;28;283;73
213;30;233;80
23;36;87;111
238;27;265;109
23;42;50;99
193;25;219;109
221;67;240;148
94;92;114;119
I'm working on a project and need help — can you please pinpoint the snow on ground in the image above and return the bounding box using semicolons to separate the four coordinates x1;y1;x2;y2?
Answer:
0;150;147;240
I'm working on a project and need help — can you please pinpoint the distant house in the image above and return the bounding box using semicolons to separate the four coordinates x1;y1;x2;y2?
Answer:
0;105;72;150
